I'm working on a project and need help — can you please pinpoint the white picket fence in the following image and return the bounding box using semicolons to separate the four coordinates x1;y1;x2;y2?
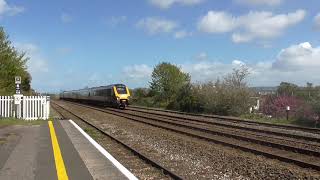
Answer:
0;96;50;120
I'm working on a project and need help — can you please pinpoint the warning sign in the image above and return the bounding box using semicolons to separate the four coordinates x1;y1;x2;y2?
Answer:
14;94;23;105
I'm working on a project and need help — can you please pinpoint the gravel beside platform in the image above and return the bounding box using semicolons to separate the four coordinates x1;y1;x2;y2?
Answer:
57;101;320;179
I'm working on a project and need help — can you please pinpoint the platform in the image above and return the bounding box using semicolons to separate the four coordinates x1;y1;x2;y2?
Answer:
0;119;136;180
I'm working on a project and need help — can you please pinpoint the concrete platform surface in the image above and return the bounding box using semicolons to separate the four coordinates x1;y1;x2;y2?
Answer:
0;119;135;180
61;120;129;180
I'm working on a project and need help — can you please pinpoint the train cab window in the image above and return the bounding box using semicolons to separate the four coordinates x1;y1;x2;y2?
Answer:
116;86;127;94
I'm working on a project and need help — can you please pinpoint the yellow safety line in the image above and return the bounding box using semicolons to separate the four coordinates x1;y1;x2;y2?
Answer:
48;121;69;180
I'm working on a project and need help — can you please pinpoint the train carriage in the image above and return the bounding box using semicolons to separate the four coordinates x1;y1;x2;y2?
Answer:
60;84;130;109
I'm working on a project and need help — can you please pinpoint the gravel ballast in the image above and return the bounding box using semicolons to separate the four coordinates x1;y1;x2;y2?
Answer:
57;101;320;179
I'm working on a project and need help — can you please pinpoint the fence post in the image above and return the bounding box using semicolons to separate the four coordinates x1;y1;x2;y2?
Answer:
32;96;34;120
40;96;42;119
0;95;51;120
46;96;50;120
23;96;25;119
0;96;2;117
25;96;28;120
4;96;7;117
27;96;30;120
35;96;38;120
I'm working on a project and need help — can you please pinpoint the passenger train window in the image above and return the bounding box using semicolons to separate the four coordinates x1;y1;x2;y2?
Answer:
116;86;127;94
107;89;111;96
96;89;108;96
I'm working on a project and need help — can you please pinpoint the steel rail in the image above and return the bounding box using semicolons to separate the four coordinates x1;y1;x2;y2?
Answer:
129;105;320;134
51;102;184;180
58;100;320;171
126;107;320;143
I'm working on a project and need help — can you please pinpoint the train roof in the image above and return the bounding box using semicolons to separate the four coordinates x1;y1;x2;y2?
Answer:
62;84;127;93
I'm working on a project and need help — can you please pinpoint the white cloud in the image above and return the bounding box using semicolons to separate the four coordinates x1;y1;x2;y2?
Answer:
61;13;72;23
107;16;127;27
198;10;306;43
128;42;320;86
232;60;245;66
198;11;236;33
137;17;178;35
272;42;320;71
174;30;192;39
234;0;284;6
149;0;203;9
0;0;24;16
181;61;246;82
314;13;320;30
234;10;306;43
137;17;191;38
123;64;153;80
184;42;320;86
121;42;320;87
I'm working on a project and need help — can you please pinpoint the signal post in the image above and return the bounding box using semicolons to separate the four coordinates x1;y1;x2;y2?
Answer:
14;76;23;118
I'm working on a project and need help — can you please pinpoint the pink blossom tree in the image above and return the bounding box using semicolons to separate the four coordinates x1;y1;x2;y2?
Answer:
262;95;314;120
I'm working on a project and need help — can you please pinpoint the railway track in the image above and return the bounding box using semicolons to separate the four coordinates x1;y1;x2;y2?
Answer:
129;105;320;135
56;100;320;171
123;108;320;154
125;107;320;144
51;101;183;180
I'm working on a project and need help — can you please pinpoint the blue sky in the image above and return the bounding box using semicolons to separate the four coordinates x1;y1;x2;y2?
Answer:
1;0;320;92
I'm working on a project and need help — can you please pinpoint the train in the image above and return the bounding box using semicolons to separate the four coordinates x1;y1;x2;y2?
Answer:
60;84;130;109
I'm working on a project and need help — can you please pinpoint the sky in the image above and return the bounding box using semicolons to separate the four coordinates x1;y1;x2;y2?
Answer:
1;0;320;92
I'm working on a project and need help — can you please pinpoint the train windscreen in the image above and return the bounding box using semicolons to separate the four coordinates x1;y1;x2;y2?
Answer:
116;86;127;94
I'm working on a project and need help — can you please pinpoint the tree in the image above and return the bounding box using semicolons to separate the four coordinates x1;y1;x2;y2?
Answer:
224;65;250;88
174;83;203;112
0;27;31;95
262;95;314;120
149;62;190;108
130;88;154;106
219;65;253;115
277;82;299;96
309;94;320;122
192;66;253;116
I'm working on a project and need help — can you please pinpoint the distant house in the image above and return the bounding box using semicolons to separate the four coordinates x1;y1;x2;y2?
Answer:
251;87;277;96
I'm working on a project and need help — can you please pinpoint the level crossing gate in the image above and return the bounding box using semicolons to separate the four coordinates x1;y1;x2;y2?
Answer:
0;96;50;120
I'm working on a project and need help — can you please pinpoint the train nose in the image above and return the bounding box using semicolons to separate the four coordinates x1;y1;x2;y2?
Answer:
119;99;127;109
120;99;128;105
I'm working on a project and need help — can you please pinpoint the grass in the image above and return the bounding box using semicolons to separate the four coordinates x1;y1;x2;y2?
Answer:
240;113;319;128
83;127;103;140
132;102;320;129
0;138;5;145
0;118;47;128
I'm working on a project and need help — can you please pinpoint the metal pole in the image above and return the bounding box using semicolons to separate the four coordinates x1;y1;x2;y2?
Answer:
14;76;22;119
286;106;290;121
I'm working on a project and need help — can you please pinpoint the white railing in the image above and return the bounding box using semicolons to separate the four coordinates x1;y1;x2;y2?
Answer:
0;96;50;120
0;96;14;118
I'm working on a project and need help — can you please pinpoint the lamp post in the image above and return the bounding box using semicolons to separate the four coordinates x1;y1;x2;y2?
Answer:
286;106;290;121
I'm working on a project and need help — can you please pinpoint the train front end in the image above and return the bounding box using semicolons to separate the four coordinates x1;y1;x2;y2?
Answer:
113;84;130;109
